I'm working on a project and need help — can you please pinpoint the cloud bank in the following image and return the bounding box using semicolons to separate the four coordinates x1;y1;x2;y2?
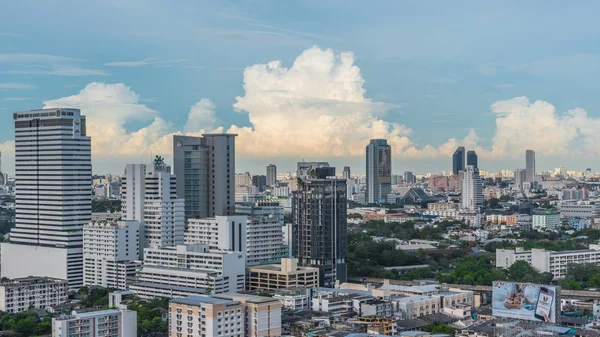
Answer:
2;46;600;173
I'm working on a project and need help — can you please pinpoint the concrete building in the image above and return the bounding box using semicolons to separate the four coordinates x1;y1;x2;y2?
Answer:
83;220;141;290
215;293;283;337
461;165;483;211
467;150;478;169
403;171;415;184
293;178;347;287
121;161;184;253
247;258;319;291
0;277;68;313
514;169;527;190
173;134;236;219
366;139;392;203
2;108;91;289
532;211;561;230
267;164;277;187
235;172;252;187
360;299;393;317
235;202;286;266
343;166;351;180
185;215;248;252
296;162;333;181
168;296;245;337
560;202;600;218
130;244;246;298
526;150;536;182
453;146;465;175
497;246;600;279
52;308;137;337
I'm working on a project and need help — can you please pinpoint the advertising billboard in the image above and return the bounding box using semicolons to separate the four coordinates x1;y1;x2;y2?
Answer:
377;148;391;182
492;282;560;323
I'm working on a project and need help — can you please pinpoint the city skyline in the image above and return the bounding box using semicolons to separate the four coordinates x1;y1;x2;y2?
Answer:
3;2;600;174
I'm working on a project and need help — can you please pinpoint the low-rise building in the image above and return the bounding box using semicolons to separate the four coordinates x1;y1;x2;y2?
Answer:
532;211;561;230
52;308;137;337
392;295;439;319
360;299;393;317
497;246;600;279
272;289;311;310
247;258;319;291
560;202;600;218
0;277;68;313
130;244;246;299
168;296;245;337
215;293;283;337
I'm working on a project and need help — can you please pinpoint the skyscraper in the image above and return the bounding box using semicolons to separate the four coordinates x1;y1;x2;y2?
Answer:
452;146;465;175
2;108;91;288
121;159;185;253
266;164;277;187
343;166;351;180
292;176;347;287
467;150;478;169
366;139;392;204
173;134;236;219
461;165;483;211
403;171;415;184
526;150;536;183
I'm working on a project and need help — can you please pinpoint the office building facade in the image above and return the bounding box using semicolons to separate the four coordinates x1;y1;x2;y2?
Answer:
466;150;478;169
266;164;277;187
173;134;236;219
452;146;465;175
514;169;527;190
366;139;392;203
292;178;347;287
2;108;91;289
526;149;536;182
343;166;351;180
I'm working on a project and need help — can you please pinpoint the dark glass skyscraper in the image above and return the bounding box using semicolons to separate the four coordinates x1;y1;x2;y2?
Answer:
366;139;392;204
467;150;478;169
452;146;465;175
292;177;347;287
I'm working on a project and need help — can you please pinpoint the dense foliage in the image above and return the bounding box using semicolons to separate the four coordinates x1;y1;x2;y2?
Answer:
425;324;456;334
80;286;111;307
0;312;52;337
128;297;169;337
559;263;600;290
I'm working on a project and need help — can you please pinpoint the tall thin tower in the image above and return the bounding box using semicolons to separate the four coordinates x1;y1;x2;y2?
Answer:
2;108;91;288
366;139;392;204
526;150;536;182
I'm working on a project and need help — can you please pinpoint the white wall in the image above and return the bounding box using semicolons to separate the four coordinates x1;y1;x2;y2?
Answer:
1;243;68;281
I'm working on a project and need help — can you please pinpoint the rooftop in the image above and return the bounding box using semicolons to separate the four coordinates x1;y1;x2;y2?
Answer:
55;309;121;320
215;293;280;304
170;295;238;307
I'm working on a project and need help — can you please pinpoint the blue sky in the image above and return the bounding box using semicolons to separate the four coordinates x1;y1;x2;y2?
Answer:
2;1;600;174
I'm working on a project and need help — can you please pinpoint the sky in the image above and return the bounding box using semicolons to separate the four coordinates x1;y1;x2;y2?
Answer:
2;1;600;175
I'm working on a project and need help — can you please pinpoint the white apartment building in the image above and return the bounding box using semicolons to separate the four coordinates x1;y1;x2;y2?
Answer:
185;215;247;253
236;201;285;266
392;291;474;320
461;165;483;211
52;308;137;337
0;277;68;313
168;296;245;337
559;202;600;218
532;212;561;230
83;220;141;290
272;289;311;310
497;246;600;279
311;292;372;314
121;161;185;254
215;293;283;337
2;108;91;289
130;244;246;299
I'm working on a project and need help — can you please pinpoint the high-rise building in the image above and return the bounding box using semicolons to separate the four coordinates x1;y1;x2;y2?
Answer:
292;177;347;287
461;165;483;211
526;150;536;182
267;164;277;187
296;162;332;180
184;215;248;253
467;150;478;169
514;169;527;190
452;146;465;175
403;171;415;184
83;220;141;290
343;166;351;180
235;172;252;187
236;201;287;266
2;108;91;289
173;134;236;219
121;160;185;253
366;139;392;204
252;175;267;192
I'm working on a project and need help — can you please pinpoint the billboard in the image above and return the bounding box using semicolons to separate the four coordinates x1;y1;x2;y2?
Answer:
377;148;391;182
492;282;560;323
